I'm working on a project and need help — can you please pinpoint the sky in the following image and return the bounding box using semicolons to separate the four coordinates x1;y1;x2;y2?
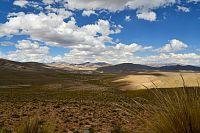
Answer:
0;0;200;65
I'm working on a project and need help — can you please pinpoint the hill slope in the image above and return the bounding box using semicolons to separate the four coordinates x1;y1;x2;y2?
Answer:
0;59;67;85
97;63;200;73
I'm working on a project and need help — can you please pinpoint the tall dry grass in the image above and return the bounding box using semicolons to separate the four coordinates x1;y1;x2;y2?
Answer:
17;118;52;133
146;87;200;133
141;75;200;133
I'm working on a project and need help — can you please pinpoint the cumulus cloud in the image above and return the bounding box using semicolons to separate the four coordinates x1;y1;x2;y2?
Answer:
67;0;176;21
136;11;157;21
155;39;188;53
1;39;153;64
66;0;128;12
177;6;190;12
1;0;199;65
62;42;152;64
82;10;97;17
6;40;52;63
11;0;179;21
0;13;121;48
1;39;200;66
45;6;73;19
141;53;200;66
33;0;177;21
13;0;28;7
66;0;176;12
43;0;54;5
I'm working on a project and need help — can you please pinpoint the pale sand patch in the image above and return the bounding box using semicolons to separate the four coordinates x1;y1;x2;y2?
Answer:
115;72;200;90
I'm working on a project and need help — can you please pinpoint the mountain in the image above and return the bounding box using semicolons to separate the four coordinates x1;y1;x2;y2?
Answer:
47;62;110;71
0;58;69;85
97;63;156;73
0;58;70;72
145;63;179;67
158;65;200;71
76;62;110;67
97;63;200;73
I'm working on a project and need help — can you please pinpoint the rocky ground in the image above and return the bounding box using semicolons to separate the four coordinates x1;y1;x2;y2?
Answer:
0;99;150;133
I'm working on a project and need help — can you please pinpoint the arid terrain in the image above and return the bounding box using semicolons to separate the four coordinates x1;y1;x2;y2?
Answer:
0;73;149;132
1;59;200;133
116;72;200;90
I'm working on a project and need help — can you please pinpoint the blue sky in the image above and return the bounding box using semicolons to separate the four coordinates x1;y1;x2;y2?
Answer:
0;0;200;65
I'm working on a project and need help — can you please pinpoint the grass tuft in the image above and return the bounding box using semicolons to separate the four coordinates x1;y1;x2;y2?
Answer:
17;118;52;133
146;87;200;133
0;127;11;133
111;124;128;133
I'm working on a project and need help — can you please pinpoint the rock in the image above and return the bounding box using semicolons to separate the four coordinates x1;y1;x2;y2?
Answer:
83;129;90;133
12;114;20;118
54;104;60;108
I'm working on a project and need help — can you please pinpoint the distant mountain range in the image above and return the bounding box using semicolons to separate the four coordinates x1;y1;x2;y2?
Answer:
49;62;110;67
73;62;110;68
1;59;200;74
47;62;110;71
97;63;200;73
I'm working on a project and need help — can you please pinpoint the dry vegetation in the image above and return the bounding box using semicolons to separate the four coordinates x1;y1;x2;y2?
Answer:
1;71;200;133
116;72;200;90
146;87;200;133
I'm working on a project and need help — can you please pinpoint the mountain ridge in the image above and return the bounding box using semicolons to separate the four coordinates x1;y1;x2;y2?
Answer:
1;58;200;73
97;63;200;73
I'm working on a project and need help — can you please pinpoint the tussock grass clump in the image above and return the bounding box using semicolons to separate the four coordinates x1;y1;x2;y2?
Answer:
17;118;52;133
0;128;11;133
111;124;128;133
147;88;200;133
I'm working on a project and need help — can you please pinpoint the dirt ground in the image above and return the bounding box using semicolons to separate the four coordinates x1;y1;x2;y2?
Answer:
2;70;198;133
0;100;149;133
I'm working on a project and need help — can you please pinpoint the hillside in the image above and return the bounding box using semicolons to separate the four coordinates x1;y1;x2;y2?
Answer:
97;63;200;73
47;62;110;71
0;59;68;85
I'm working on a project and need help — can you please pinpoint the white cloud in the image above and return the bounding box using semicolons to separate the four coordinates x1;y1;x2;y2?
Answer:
82;10;97;17
177;6;190;12
64;0;176;21
66;0;176;12
61;42;152;64
1;0;199;65
11;0;178;21
0;13;121;48
0;41;15;46
66;0;128;12
43;0;55;5
1;39;153;64
125;16;131;21
13;0;28;7
136;11;157;21
45;6;73;19
1;39;200;66
61;47;200;65
155;39;188;53
141;53;200;66
7;40;52;63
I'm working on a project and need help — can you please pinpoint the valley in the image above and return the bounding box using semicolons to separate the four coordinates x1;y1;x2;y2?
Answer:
1;59;200;133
